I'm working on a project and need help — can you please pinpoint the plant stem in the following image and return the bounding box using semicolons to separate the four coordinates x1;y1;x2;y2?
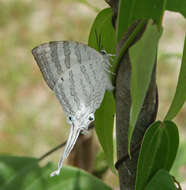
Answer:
38;141;66;161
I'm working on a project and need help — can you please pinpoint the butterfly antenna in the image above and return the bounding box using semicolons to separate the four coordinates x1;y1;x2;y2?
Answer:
50;125;81;177
94;29;99;49
94;29;102;51
99;33;104;51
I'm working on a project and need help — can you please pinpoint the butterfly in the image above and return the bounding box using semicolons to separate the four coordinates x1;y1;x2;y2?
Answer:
32;41;113;177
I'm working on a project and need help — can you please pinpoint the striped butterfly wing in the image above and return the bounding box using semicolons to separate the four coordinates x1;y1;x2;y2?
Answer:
32;41;113;176
32;41;103;89
32;41;108;116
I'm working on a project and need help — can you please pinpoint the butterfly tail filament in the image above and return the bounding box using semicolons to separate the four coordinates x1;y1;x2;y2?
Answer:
50;125;81;177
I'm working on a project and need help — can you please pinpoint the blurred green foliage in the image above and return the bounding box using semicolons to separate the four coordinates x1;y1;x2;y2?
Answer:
0;155;112;190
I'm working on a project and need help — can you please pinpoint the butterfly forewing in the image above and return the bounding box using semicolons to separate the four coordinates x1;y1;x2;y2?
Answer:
32;41;104;90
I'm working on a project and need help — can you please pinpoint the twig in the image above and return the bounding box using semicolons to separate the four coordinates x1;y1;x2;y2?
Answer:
38;140;66;161
78;0;100;12
172;176;182;190
115;139;142;170
38;124;94;162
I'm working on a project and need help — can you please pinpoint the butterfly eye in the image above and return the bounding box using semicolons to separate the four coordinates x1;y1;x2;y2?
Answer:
88;115;94;121
100;49;107;55
68;116;73;121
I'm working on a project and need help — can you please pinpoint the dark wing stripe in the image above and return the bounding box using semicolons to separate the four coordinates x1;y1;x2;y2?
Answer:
74;42;81;64
69;70;80;110
50;42;63;75
54;81;74;115
80;65;94;92
89;62;98;84
63;41;71;69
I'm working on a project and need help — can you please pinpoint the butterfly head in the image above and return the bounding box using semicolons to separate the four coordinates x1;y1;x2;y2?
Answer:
67;112;94;132
50;107;95;177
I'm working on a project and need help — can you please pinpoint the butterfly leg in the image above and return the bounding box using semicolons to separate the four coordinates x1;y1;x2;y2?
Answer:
106;82;114;91
104;68;116;76
107;53;116;57
105;76;114;91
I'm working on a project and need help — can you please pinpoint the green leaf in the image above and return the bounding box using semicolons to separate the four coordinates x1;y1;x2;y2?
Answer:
116;0;185;42
165;35;186;120
135;121;179;190
166;0;186;18
128;20;162;154
0;155;112;190
116;0;166;41
145;169;177;190
88;8;116;54
94;92;116;172
112;20;147;80
88;8;116;171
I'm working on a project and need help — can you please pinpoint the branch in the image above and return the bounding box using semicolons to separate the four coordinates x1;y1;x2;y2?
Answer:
38;141;66;161
104;1;159;189
115;46;158;189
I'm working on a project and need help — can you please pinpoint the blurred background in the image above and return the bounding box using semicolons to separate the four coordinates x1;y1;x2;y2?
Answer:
0;0;185;189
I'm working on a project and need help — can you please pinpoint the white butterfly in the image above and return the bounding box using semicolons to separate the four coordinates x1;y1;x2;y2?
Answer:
32;41;113;177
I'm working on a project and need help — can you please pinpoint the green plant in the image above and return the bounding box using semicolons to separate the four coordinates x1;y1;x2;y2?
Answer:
0;0;185;189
